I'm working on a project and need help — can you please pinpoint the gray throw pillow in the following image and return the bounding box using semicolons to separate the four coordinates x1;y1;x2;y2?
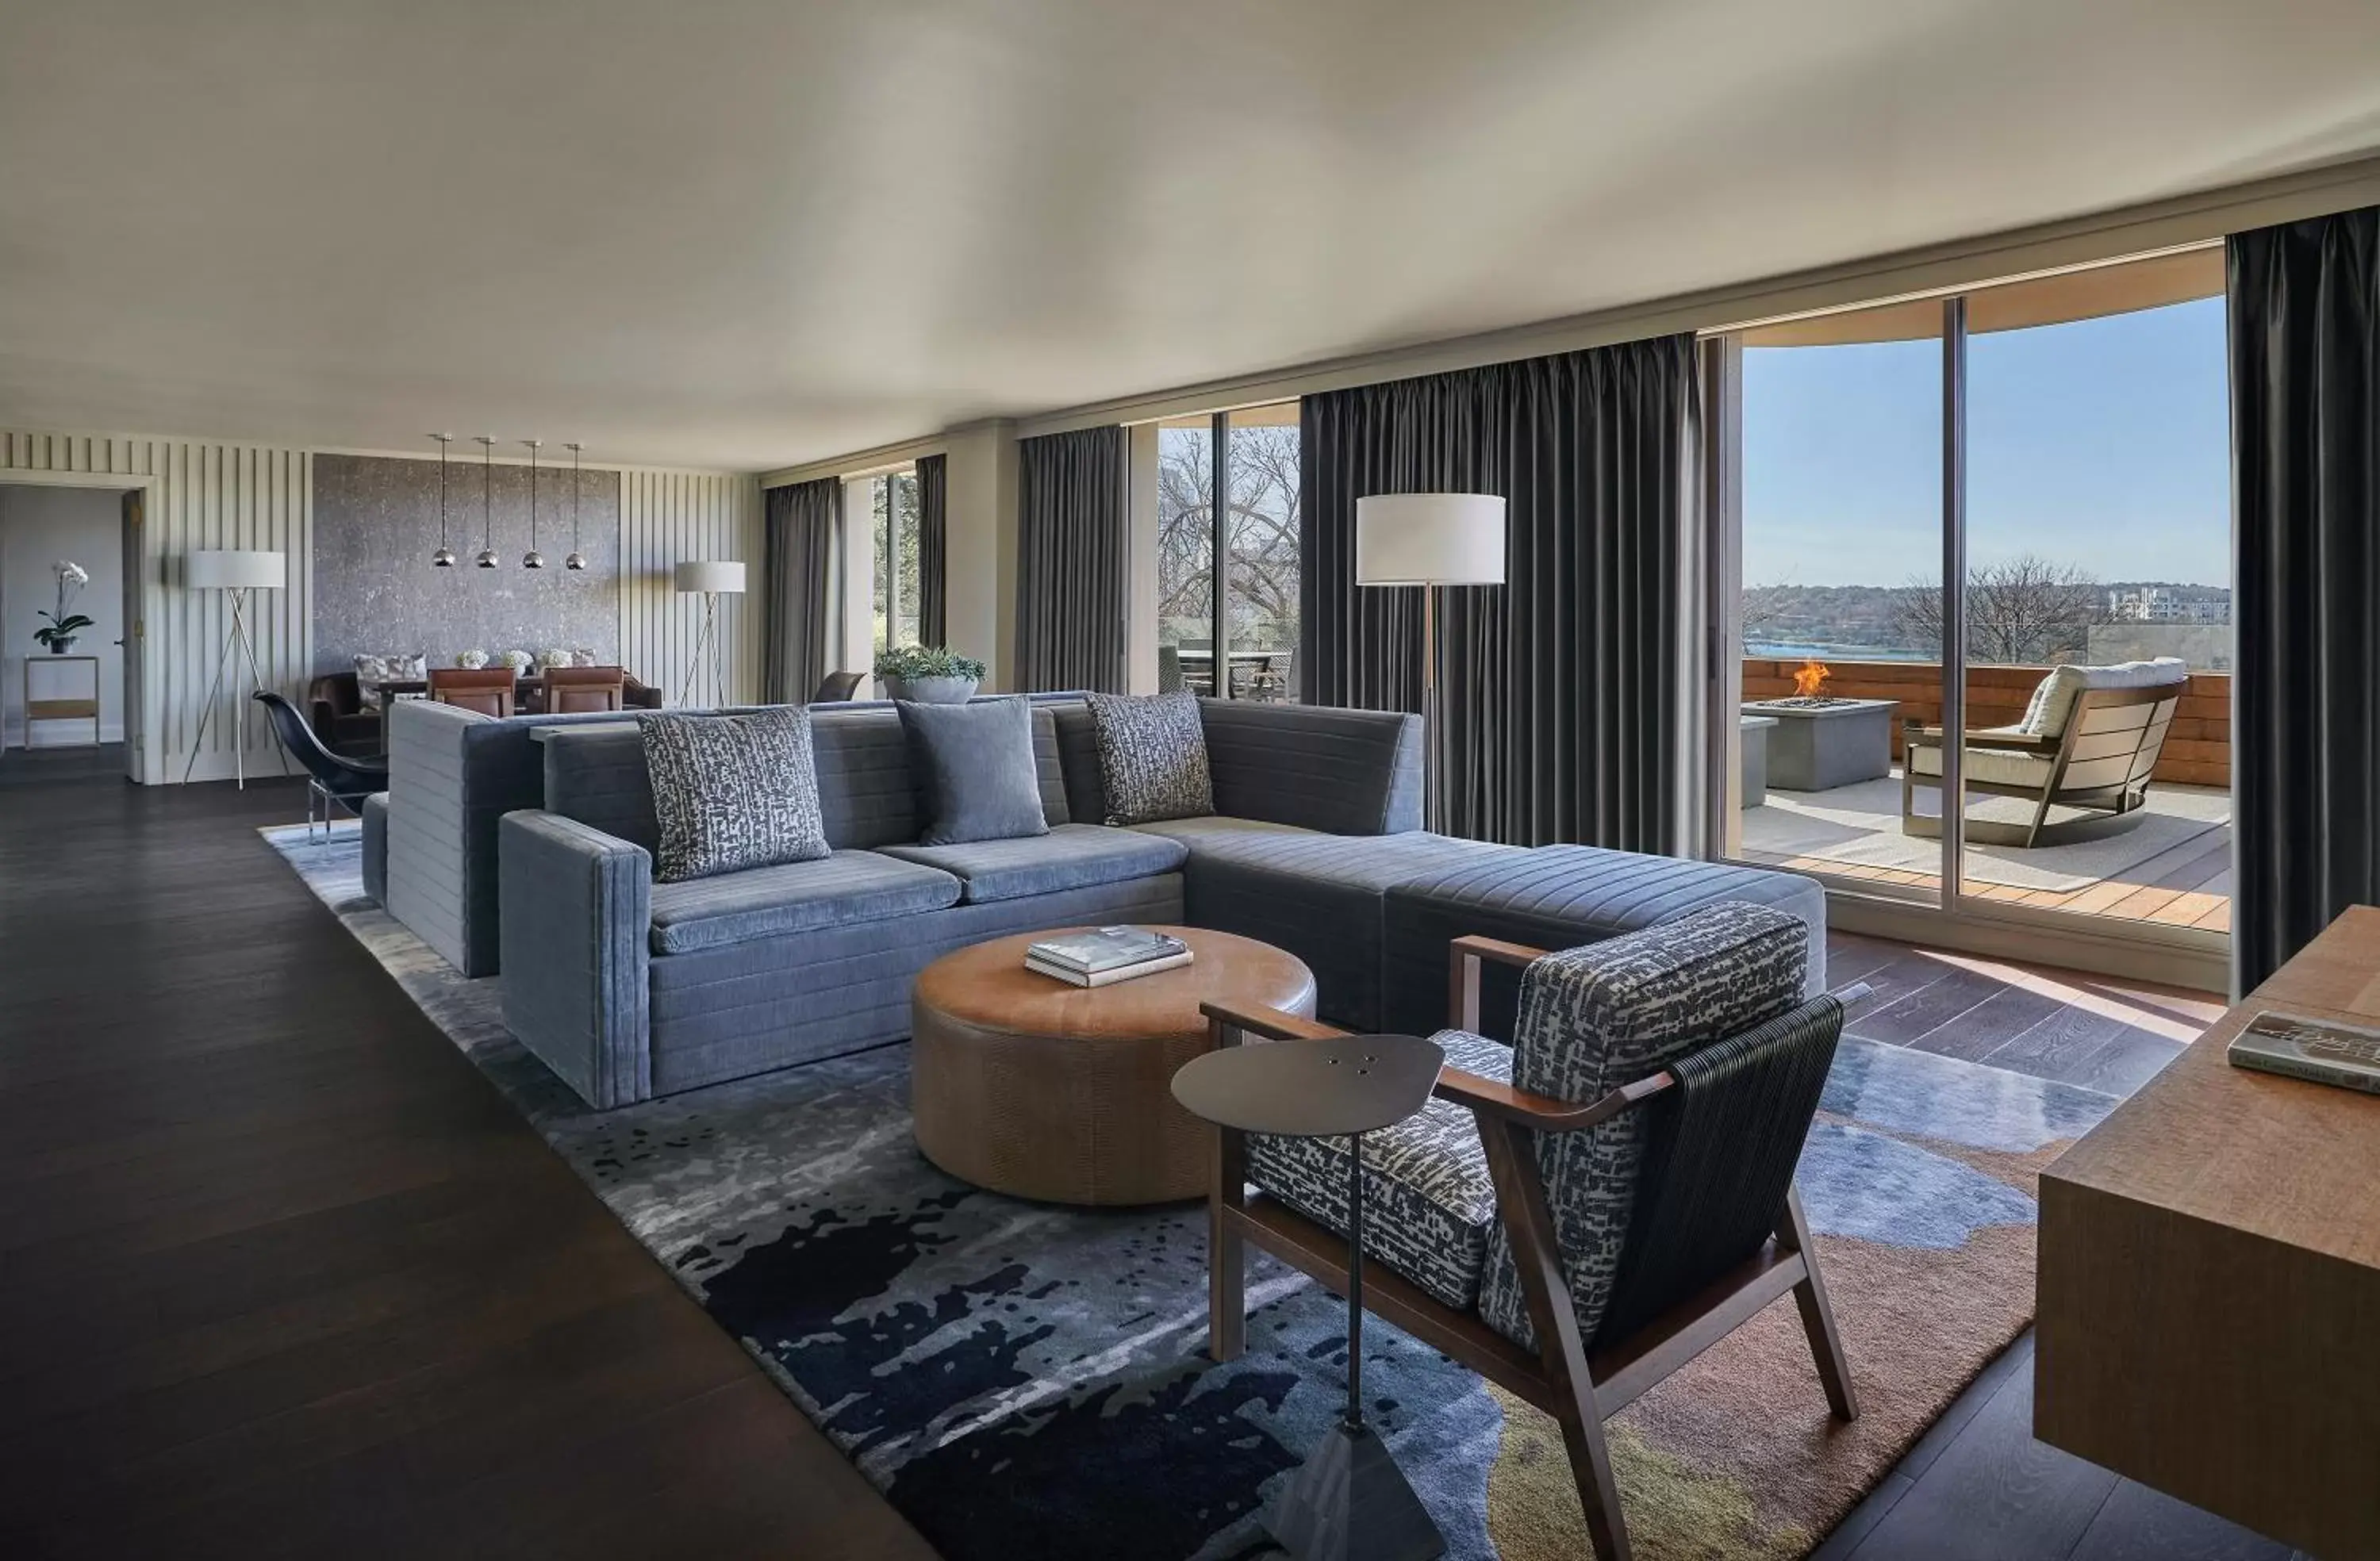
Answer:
639;708;830;883
897;696;1051;846
1085;690;1214;826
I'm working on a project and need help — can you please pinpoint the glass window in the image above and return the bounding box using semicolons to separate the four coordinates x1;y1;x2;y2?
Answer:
869;468;924;652
1156;417;1215;693
1150;404;1297;698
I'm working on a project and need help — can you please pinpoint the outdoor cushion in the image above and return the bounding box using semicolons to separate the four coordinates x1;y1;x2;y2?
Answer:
647;849;959;955
896;696;1050;846
1906;742;2057;790
2017;657;2188;738
1246;1030;1513;1310
641;707;829;882
1087;690;1214;825
1476;902;1810;1352
877;823;1187;905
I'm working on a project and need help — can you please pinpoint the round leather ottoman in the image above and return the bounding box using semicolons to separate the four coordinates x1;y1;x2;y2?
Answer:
910;926;1318;1205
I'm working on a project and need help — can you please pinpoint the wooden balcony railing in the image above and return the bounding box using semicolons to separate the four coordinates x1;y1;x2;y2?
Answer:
1741;658;2230;789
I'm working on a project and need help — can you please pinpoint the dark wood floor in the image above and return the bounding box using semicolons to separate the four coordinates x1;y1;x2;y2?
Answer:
0;769;2298;1559
0;771;933;1560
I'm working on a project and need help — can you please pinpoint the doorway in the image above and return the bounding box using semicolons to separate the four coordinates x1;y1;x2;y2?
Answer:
0;480;136;785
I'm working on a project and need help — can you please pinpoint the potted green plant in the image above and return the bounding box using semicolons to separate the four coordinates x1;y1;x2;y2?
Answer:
33;560;93;654
875;644;985;704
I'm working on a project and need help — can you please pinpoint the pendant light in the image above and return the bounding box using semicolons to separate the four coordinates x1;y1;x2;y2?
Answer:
473;435;499;568
429;433;457;566
520;439;546;569
563;443;587;570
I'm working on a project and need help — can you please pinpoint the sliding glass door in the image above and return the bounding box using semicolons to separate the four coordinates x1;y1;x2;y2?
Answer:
1153;404;1299;699
1714;250;2232;947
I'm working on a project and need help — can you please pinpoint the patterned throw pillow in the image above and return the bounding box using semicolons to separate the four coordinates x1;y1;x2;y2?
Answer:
1084;690;1214;825
638;708;829;883
351;651;427;710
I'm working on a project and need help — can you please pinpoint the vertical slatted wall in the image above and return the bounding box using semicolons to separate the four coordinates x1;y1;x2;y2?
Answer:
1;431;311;784
618;469;763;706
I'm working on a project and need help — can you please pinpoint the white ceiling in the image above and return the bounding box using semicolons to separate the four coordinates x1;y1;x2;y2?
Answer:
3;0;2378;472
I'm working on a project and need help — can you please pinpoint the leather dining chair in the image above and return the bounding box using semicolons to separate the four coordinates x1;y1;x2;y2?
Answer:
541;665;628;714
425;666;517;717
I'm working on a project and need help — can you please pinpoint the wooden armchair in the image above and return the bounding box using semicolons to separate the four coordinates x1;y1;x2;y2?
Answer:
1902;677;2184;848
1199;905;1857;1561
425;665;516;717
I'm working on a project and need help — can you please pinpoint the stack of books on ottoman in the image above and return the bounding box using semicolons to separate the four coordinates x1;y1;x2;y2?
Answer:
1026;927;1193;988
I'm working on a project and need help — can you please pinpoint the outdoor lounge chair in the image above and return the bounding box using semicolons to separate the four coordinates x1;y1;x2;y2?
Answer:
1197;903;1857;1561
1901;658;2188;849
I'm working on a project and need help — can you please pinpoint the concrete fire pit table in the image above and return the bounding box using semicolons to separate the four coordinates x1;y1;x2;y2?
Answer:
1741;696;1897;792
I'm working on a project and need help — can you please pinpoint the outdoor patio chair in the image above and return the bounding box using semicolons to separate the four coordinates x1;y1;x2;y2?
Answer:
1901;657;2188;849
1197;903;1857;1561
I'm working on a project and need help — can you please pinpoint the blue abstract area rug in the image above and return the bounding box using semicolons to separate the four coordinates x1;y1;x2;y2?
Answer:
264;824;2119;1561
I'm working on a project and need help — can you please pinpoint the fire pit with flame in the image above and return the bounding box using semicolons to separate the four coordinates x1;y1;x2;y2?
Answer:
1772;658;1860;708
1743;660;1896;791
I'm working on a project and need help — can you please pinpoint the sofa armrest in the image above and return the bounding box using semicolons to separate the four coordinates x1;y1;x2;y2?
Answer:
499;809;653;1108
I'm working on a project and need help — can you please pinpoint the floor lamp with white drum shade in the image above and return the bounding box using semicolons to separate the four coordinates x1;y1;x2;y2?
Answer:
182;548;289;788
1355;493;1506;831
674;559;746;708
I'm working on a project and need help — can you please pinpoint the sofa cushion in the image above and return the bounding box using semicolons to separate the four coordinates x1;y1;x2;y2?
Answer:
897;696;1049;846
1197;699;1426;834
877;823;1186;905
1132;816;1518;1029
1246;1030;1511;1310
647;849;961;955
1476;903;1810;1352
1379;844;1829;1038
642;708;830;883
1088;690;1214;825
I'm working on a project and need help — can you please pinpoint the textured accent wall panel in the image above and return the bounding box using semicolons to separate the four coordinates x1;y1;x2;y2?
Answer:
1;430;311;784
312;454;622;676
620;470;762;706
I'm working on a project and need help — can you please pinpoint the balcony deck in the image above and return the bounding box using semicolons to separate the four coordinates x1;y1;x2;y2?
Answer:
1738;769;2232;932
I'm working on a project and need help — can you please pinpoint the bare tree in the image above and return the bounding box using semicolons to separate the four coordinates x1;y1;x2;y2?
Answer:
1894;553;2102;664
1154;424;1301;653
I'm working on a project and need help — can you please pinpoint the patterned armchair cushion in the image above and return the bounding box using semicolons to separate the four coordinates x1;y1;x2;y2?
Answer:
1477;903;1810;1351
1085;690;1214;825
1246;1030;1511;1311
639;707;831;883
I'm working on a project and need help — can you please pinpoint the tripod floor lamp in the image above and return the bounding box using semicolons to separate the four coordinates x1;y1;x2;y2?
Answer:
182;549;291;788
1354;493;1507;832
674;559;746;708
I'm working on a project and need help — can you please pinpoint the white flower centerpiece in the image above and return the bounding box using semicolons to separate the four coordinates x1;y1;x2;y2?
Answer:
455;648;491;669
500;649;535;675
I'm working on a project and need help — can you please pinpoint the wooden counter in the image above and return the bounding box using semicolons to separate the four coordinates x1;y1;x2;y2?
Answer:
2036;906;2380;1558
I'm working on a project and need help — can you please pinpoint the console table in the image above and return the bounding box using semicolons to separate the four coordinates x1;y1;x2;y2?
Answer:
2036;906;2380;1558
23;654;102;748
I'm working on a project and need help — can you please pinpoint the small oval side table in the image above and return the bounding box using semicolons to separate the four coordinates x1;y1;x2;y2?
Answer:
1172;1032;1447;1561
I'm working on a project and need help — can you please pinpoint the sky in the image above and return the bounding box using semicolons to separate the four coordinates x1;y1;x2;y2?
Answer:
1740;296;2230;588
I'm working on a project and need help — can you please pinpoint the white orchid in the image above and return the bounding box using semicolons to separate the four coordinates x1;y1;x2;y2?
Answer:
36;561;93;651
55;560;89;589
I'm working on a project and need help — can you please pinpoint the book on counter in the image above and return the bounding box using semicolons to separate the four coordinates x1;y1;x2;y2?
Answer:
2227;1010;2380;1095
1025;926;1193;988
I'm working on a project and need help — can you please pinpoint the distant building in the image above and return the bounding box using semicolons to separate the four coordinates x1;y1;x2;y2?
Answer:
2087;622;2231;672
2106;586;2229;624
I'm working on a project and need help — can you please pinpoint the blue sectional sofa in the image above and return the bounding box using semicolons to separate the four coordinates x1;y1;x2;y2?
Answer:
470;696;1825;1109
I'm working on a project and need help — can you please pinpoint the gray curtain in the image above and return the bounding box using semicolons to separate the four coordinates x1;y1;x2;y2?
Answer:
762;478;838;704
916;452;948;648
1299;336;1698;850
1015;426;1128;692
2232;205;2380;991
